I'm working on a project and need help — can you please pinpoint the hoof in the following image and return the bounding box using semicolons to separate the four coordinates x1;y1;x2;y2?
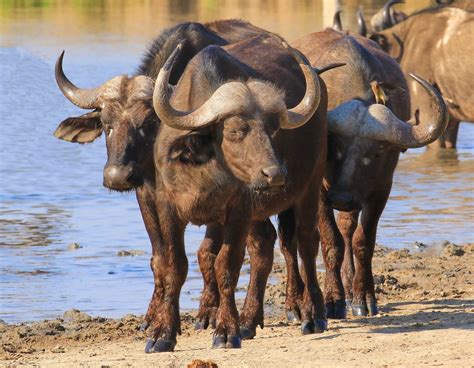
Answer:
286;310;301;323
145;338;175;353
212;335;226;349
345;299;352;310
326;300;346;319
301;320;314;335
194;320;207;330
368;301;378;316
139;321;149;332
212;335;241;349
314;319;328;333
352;304;369;317
240;326;256;340
226;335;242;348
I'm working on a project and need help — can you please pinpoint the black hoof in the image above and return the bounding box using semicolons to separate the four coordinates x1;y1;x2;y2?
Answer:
286;310;301;323
145;338;175;353
226;335;242;348
352;304;369;317
345;299;352;310
212;335;227;349
368;301;378;316
314;319;328;333
325;302;335;319
326;300;346;319
140;321;149;332
301;320;315;335
240;326;256;340
212;335;241;349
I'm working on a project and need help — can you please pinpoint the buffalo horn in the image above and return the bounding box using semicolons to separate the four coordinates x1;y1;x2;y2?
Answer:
153;43;253;130
280;42;321;129
55;51;101;109
382;0;404;29
357;8;367;37
333;10;343;31
327;74;448;148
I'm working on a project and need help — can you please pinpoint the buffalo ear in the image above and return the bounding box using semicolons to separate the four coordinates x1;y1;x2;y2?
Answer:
370;34;389;52
54;111;103;143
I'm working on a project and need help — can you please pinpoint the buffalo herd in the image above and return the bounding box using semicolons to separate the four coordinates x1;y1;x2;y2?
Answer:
54;0;471;353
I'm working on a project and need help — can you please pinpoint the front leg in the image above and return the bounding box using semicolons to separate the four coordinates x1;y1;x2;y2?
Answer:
140;196;187;353
212;213;249;349
239;219;276;339
336;210;359;311
136;185;162;331
195;224;223;330
351;190;389;317
318;188;346;319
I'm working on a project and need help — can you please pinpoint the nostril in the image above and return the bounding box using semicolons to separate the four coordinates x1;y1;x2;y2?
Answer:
262;166;286;186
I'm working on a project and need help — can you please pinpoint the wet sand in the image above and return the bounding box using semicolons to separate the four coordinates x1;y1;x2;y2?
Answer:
1;242;473;367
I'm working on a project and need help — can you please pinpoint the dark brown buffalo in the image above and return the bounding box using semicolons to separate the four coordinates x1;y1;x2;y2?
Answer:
292;28;448;317
367;3;474;148
146;33;327;351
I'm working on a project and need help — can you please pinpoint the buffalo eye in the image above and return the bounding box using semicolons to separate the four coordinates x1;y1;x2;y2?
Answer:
223;117;249;142
137;127;145;137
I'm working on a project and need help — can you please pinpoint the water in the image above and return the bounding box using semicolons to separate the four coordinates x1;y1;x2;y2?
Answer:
0;0;472;324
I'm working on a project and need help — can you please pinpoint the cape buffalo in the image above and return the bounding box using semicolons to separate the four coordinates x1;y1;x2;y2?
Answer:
367;2;473;148
292;28;448;317
147;33;327;351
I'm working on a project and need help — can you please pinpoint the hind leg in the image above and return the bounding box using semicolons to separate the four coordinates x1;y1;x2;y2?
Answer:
278;209;305;323
239;219;276;339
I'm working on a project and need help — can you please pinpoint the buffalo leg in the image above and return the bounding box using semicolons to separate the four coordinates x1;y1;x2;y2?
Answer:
239;219;276;339
318;189;346;319
351;191;389;317
428;114;460;149
143;200;187;353
336;210;359;310
212;214;249;349
278;209;305;322
296;191;327;334
195;224;223;330
441;117;461;149
135;185;163;332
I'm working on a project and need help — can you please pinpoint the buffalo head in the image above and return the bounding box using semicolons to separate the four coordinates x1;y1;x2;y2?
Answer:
54;52;157;191
152;43;321;191
326;74;448;211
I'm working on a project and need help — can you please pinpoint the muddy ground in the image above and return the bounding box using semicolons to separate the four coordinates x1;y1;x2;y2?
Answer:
1;242;473;367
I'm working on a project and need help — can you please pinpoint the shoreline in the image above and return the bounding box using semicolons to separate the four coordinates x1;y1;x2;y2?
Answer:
1;242;473;367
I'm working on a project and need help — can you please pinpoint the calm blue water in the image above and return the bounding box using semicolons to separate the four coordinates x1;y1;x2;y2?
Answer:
0;1;472;324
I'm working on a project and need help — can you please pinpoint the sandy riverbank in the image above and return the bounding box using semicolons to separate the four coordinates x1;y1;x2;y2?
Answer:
1;242;473;367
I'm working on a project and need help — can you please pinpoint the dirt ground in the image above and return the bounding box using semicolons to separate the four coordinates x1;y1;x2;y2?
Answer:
1;242;473;368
